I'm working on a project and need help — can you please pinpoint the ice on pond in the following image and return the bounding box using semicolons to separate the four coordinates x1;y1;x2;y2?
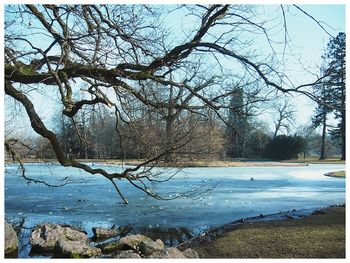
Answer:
4;163;345;236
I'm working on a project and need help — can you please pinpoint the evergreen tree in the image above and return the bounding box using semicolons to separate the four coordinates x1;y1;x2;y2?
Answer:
226;87;247;157
324;32;346;160
263;135;306;160
312;66;332;160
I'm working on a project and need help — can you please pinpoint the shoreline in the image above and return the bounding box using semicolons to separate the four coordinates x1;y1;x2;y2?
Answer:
177;204;345;250
6;158;345;168
5;157;345;168
9;203;345;258
324;170;346;178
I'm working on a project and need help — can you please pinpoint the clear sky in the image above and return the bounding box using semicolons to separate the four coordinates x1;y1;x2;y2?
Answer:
2;3;347;138
257;4;345;131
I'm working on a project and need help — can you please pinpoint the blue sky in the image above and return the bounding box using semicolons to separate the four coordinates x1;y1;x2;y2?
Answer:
249;4;346;131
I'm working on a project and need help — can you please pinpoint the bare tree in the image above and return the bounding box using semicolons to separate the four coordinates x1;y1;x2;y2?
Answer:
5;4;329;203
271;99;296;139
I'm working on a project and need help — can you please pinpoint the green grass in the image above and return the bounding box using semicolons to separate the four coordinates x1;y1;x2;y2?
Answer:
193;206;345;258
324;170;345;178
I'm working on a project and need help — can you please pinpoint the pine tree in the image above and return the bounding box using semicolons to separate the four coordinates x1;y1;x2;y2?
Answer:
226;87;247;157
324;32;346;160
312;67;332;160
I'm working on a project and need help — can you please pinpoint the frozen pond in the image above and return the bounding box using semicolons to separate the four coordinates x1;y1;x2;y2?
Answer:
5;162;345;256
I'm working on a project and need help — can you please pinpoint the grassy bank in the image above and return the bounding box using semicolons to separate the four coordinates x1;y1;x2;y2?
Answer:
8;157;345;168
325;170;346;178
283;157;345;164
191;205;345;258
14;158;307;167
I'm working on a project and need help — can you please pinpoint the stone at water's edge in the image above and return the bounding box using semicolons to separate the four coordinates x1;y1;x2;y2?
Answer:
92;227;120;240
5;222;18;257
183;248;199;258
27;222;199;258
30;223;89;252
115;250;142;258
30;223;103;258
146;250;166;258
97;241;124;254
166;247;186;258
118;234;151;250
146;247;199;258
54;240;101;258
139;238;164;256
95;232;198;258
146;247;186;258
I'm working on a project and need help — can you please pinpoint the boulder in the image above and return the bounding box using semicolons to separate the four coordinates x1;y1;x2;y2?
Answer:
117;224;133;237
147;247;186;258
183;248;199;258
145;250;168;258
115;250;141;258
165;247;186;258
139;238;164;256
92;227;120;240
54;240;101;258
30;224;88;252
5;222;18;257
96;241;124;254
118;234;150;250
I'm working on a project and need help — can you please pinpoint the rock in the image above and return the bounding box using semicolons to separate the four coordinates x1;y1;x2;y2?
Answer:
148;247;186;258
54;240;101;258
92;227;120;240
115;250;141;258
183;248;199;258
145;250;168;258
118;224;133;237
139;238;164;256
30;224;89;252
5;222;18;257
118;234;150;250
96;241;124;254
165;247;186;258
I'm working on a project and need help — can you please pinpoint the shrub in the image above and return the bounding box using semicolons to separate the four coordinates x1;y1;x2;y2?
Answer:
263;135;306;160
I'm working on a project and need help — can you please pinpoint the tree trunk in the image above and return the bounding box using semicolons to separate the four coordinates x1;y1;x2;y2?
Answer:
164;115;175;162
273;121;281;139
319;110;326;160
340;110;345;160
165;80;175;162
340;55;345;160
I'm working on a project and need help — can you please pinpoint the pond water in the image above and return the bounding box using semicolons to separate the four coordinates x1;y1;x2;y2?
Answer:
4;162;345;257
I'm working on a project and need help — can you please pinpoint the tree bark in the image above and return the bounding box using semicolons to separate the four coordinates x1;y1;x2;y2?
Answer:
340;52;346;160
319;110;326;160
164;115;175;162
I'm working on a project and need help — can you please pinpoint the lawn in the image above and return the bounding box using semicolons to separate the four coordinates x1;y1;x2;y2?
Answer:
192;206;345;258
324;171;346;178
